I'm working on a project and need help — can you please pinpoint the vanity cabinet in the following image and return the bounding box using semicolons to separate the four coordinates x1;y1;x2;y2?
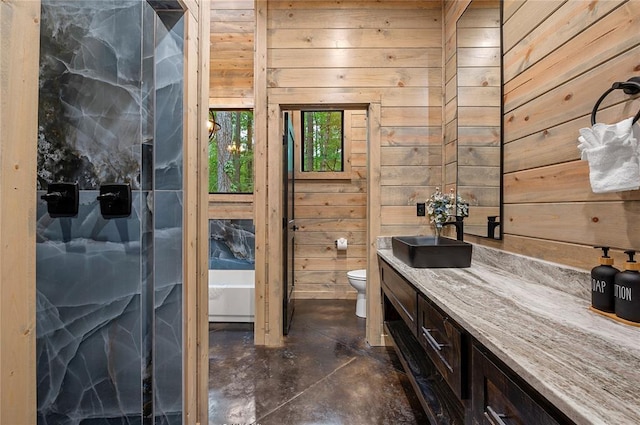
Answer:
471;345;566;425
379;254;575;425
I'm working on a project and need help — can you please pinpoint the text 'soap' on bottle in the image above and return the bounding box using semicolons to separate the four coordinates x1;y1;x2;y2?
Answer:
591;246;619;312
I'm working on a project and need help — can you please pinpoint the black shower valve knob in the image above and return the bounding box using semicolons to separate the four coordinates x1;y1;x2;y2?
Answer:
97;183;132;219
41;182;79;218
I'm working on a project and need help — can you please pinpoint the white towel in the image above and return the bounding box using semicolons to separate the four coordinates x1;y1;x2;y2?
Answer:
577;117;640;193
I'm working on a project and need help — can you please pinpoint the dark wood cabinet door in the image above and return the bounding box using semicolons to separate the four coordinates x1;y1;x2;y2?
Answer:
380;260;418;336
418;295;465;400
472;345;566;425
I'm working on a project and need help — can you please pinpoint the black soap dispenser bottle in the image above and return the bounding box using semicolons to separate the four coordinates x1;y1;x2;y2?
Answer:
591;246;619;312
614;250;640;323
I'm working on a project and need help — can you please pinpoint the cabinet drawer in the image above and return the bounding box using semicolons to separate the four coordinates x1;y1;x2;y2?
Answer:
418;295;465;399
380;260;417;335
472;346;563;425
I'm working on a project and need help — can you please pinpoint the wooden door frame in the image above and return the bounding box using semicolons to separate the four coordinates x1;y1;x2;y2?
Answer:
283;111;296;336
256;97;384;347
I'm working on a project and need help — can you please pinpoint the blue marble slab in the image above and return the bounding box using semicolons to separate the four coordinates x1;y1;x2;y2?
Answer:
153;191;183;425
209;219;256;270
38;0;144;191
154;13;184;191
37;191;144;424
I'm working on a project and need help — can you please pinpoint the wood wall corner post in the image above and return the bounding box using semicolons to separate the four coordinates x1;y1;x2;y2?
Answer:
253;0;268;345
196;0;211;423
366;102;384;346
265;102;285;347
0;1;41;423
183;8;201;424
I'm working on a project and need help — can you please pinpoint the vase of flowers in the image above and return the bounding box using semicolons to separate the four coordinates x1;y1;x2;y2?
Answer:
426;188;468;238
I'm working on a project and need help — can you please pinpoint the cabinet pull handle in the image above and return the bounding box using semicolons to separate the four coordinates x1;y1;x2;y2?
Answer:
421;326;453;373
485;406;508;425
421;327;443;351
388;290;414;324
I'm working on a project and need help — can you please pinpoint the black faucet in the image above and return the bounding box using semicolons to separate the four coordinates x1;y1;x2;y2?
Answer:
487;216;501;239
441;216;465;241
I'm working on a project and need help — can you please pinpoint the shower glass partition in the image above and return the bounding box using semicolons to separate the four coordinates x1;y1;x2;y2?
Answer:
36;1;184;423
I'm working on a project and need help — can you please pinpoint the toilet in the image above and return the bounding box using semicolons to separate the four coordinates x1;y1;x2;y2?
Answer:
347;269;367;318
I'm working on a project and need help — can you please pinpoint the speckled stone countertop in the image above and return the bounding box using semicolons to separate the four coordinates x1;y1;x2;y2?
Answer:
377;240;640;425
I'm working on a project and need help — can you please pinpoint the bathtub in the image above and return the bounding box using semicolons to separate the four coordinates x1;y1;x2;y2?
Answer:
208;269;255;322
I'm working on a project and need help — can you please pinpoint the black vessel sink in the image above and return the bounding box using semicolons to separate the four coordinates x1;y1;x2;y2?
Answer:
391;236;472;268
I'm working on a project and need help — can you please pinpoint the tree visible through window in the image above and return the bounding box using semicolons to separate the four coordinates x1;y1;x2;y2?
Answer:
209;110;254;193
302;111;344;172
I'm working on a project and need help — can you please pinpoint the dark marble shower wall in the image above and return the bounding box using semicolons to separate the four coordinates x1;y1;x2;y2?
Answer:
36;1;184;424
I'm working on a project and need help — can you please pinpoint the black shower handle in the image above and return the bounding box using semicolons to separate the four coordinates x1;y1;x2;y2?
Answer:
41;191;64;202
41;182;79;218
96;192;119;202
97;183;132;219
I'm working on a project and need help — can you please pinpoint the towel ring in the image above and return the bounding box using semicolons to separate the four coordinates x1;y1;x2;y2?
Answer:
591;77;640;126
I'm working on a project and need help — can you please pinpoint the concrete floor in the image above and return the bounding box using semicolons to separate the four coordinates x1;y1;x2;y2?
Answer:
208;299;429;425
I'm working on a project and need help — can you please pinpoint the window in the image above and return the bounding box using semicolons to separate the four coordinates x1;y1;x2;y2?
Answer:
208;110;254;193
301;111;344;173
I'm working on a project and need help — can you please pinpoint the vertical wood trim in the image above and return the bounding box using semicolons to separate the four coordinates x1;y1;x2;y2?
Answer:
0;1;40;423
366;102;383;346
183;9;199;425
196;1;211;423
266;102;284;346
442;2;450;189
343;110;353;176
253;0;268;345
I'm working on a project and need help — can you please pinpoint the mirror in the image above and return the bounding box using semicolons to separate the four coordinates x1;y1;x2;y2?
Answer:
456;0;502;239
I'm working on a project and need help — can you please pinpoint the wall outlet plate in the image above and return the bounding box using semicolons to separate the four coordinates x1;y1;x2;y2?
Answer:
417;202;426;217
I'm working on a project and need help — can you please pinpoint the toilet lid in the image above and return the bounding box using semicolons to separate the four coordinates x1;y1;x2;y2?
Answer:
347;269;366;280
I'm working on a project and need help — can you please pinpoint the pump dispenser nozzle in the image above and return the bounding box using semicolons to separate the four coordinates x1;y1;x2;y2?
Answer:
595;246;615;265
623;250;640;271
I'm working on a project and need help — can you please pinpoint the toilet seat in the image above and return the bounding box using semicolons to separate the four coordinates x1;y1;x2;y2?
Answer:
347;269;366;281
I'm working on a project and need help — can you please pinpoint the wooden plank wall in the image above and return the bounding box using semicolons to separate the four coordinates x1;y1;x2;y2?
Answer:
456;1;501;236
210;0;255;107
463;0;640;270
267;0;443;298
293;110;367;299
501;0;640;269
